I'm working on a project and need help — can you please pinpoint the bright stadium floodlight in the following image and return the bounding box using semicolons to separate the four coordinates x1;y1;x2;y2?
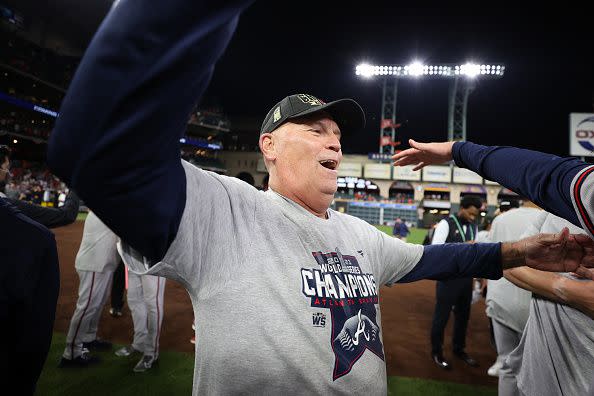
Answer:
355;62;505;79
355;60;506;147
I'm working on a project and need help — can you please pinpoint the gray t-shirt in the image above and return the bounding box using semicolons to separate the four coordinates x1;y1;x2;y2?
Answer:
505;213;594;396
120;161;424;395
486;207;542;332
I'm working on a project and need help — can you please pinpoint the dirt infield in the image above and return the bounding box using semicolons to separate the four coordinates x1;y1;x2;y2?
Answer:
53;221;497;387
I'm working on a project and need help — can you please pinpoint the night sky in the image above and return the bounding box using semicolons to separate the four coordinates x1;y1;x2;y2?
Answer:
202;2;594;156
9;1;594;157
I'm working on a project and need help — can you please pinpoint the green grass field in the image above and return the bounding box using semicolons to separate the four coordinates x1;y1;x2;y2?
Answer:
39;334;495;396
375;225;427;245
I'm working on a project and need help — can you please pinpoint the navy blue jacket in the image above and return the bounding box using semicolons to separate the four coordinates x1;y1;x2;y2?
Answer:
0;198;60;395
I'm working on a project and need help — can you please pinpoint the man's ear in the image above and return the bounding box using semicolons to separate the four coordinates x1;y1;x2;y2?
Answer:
259;133;276;161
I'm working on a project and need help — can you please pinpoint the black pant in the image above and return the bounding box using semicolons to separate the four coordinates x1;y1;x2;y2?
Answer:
111;259;126;310
430;278;472;355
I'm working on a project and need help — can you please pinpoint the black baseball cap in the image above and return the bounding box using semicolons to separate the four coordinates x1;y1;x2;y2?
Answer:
260;94;365;135
499;198;520;212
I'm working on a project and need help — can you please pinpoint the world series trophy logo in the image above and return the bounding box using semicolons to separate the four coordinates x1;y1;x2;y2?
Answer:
301;248;384;380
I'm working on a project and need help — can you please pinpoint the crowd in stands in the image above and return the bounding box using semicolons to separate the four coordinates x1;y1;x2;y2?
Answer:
424;192;450;201
0;109;53;141
3;160;68;207
389;191;414;204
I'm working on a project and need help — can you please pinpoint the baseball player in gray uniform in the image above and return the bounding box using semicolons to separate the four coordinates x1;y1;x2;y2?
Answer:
114;261;166;373
59;211;118;367
486;204;542;388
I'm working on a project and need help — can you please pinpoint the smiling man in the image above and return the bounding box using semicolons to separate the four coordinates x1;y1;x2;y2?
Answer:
46;1;594;394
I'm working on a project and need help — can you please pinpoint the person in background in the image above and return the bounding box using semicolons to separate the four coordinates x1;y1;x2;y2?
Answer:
0;144;60;395
392;217;410;241
430;195;483;370
484;199;542;380
422;221;438;246
59;211;119;368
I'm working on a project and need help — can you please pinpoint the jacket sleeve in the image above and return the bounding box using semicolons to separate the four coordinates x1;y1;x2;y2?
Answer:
6;190;80;228
47;0;253;261
452;141;588;229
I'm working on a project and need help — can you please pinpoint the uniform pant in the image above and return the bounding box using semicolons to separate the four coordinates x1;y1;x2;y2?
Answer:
127;271;166;358
63;269;113;359
493;319;523;396
430;278;473;355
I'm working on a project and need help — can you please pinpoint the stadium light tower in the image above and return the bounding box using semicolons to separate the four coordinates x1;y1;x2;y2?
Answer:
355;62;505;154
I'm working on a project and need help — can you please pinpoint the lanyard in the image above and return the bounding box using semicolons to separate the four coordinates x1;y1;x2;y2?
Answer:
450;214;474;242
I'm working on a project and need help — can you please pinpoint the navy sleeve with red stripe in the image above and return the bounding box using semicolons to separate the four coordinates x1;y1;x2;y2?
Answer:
452;142;589;230
572;166;594;237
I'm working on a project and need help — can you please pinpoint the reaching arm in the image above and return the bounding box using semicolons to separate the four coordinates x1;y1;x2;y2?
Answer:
398;242;502;282
505;267;594;320
6;190;80;228
392;139;590;232
452;141;588;228
47;0;253;261
400;227;594;283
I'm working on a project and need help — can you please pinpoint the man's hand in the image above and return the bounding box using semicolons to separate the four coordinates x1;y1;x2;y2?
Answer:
502;227;594;272
392;139;455;170
573;267;594;280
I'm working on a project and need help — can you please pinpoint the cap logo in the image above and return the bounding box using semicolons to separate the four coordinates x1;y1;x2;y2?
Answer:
297;94;323;106
273;106;282;122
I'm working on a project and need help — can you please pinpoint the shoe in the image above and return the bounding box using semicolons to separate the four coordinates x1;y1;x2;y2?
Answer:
487;360;503;377
58;352;100;368
133;355;157;373
432;353;451;370
190;335;195;344
109;307;123;318
115;345;141;357
83;339;112;351
454;351;479;367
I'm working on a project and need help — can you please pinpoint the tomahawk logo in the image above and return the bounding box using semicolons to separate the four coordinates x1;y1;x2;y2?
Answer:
301;248;384;380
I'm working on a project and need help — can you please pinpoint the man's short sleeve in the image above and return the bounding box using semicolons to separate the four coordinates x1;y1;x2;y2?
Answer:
374;229;424;286
119;160;258;291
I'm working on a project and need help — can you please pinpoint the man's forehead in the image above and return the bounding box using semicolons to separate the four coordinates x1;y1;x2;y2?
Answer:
294;113;340;131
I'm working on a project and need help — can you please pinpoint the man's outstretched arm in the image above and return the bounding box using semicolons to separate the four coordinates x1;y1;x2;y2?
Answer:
452;141;588;228
392;139;589;230
505;267;594;319
6;189;80;228
47;0;253;261
399;228;594;283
